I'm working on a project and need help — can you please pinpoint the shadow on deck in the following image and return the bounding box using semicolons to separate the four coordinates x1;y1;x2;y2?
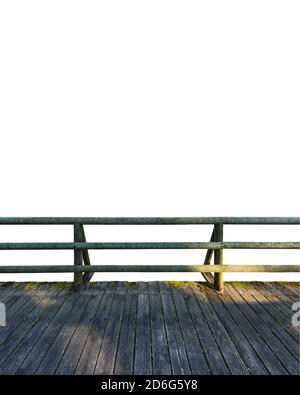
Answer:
0;281;299;375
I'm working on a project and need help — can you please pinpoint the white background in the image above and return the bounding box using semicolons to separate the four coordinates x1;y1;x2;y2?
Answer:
0;1;299;282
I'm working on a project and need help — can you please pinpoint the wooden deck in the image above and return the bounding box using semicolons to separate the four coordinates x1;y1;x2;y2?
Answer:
0;281;299;375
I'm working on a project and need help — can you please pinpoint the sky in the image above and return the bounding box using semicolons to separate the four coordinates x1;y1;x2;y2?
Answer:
0;1;299;282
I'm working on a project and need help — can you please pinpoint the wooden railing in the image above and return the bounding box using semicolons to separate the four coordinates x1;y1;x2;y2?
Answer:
0;217;299;291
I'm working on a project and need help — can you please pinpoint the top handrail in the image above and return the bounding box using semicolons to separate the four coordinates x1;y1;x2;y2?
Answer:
0;217;299;225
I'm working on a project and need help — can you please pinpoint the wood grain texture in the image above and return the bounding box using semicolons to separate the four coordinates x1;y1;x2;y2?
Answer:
134;283;152;375
214;224;223;291
0;216;299;225
0;281;299;375
0;241;299;250
74;224;83;286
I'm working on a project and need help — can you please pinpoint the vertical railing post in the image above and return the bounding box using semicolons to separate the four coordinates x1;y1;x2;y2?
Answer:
74;224;83;287
214;224;224;292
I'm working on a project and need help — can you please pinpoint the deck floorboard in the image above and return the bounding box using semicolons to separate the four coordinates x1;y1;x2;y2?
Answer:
0;281;299;375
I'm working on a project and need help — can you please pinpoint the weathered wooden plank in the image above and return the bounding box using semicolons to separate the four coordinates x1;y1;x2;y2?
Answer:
0;285;50;347
277;283;299;297
0;283;27;311
134;282;152;375
94;283;126;374
247;283;299;342
75;283;116;375
203;286;269;374
159;282;191;375
282;282;300;297
0;286;61;369
192;285;248;375
0;284;48;319
228;284;299;373
0;288;66;374
182;285;230;374
254;282;294;311
15;289;81;374
55;285;105;375
149;282;172;374
0;283;24;303
0;281;298;376
212;287;288;374
1;283;44;312
114;283;138;374
169;285;211;374
36;290;93;374
273;283;299;301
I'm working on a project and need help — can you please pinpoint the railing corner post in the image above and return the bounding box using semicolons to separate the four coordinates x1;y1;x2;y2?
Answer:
214;224;224;292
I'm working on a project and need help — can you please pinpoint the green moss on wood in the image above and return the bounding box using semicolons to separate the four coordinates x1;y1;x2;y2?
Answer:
126;282;137;289
48;282;72;291
168;281;199;289
25;282;41;291
226;281;252;289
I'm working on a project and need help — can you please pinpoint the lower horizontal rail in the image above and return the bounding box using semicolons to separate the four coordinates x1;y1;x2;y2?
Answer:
0;242;299;249
0;265;298;273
